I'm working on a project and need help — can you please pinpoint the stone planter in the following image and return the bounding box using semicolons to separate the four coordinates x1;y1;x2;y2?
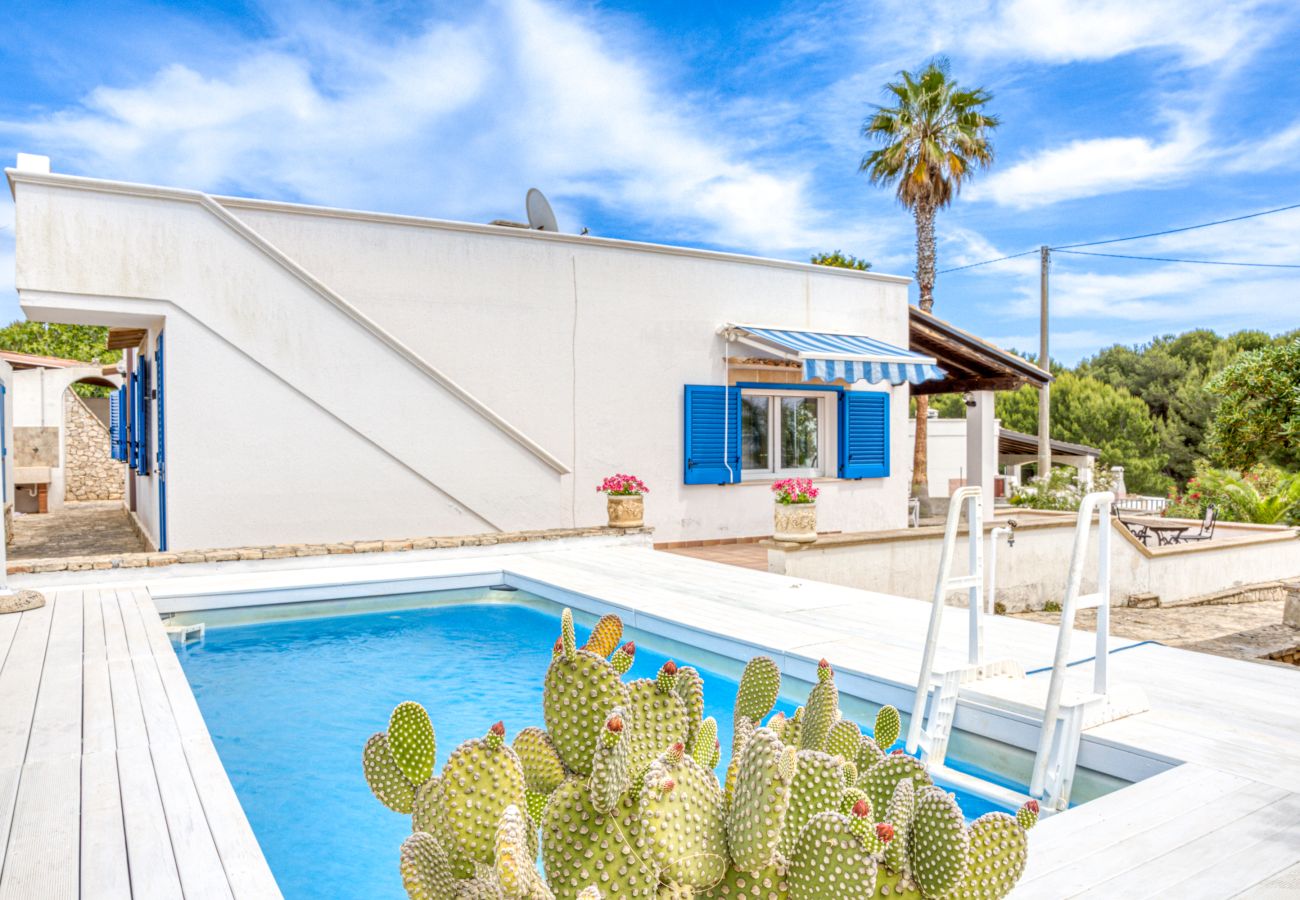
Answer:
773;500;817;543
606;494;645;528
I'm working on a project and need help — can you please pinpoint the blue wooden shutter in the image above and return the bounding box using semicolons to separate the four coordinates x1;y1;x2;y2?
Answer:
838;391;890;479
683;385;741;484
136;359;152;476
109;389;123;461
127;371;139;470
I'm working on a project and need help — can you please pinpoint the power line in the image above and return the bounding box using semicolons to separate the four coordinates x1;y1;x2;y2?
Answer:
936;248;1038;274
1053;249;1300;268
937;201;1300;275
1053;202;1300;250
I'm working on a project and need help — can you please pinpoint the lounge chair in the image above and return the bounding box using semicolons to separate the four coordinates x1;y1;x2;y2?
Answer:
1177;506;1217;543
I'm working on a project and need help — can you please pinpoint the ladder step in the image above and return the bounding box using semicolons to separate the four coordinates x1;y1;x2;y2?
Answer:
944;575;981;590
1076;592;1105;609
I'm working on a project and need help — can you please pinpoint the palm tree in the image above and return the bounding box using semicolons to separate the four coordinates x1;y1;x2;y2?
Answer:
861;58;998;499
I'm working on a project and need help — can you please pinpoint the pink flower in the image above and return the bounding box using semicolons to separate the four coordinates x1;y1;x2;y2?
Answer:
597;473;648;496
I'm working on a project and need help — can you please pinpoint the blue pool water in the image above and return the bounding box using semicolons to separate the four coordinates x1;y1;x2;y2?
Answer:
176;595;1009;899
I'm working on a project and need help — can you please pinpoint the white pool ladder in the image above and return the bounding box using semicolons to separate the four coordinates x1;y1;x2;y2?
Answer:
905;487;1020;767
1030;490;1116;811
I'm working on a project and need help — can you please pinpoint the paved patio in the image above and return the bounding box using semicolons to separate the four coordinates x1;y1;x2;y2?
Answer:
657;542;767;570
9;501;150;560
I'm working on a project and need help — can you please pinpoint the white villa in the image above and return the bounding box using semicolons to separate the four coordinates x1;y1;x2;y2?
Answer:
6;154;1049;552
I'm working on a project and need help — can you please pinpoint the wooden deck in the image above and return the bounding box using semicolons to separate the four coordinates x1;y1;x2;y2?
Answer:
0;587;280;899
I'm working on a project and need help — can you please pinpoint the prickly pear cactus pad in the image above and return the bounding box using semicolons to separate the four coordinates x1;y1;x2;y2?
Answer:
583;614;624;659
612;641;636;676
388;701;437;784
883;777;916;885
364;732;417;814
726;727;796;872
434;725;528;875
799;661;839;752
690;716;720;769
589;710;631;814
496;804;553;899
949;811;1029;900
540;776;658;899
513;726;567;822
874;706;901;752
856;735;886;775
825;718;861;762
659;883;696;899
637;745;728;887
909;786;970;899
674;665;706;747
625;675;691;776
1016;799;1039;832
411;776;441;834
399;831;459;900
862;753;932;825
787;811;878;900
544;635;631;776
735;656;782;726
778;750;846;859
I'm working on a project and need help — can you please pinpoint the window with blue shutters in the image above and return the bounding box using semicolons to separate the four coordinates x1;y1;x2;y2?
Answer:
136;359;152;477
109;389;123;461
838;390;890;479
683;385;741;484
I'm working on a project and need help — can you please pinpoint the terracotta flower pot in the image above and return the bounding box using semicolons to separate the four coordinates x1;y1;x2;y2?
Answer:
773;500;817;543
607;494;644;528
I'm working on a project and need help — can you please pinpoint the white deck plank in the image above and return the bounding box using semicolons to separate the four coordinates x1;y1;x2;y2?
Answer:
119;590;233;899
133;592;282;898
83;589;117;755
0;597;55;882
116;743;185;899
0;591;83;899
1020;779;1287;898
1076;791;1300;899
81;749;131;900
0;757;81;900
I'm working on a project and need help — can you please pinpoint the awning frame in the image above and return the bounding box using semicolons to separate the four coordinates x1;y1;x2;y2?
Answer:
719;323;943;386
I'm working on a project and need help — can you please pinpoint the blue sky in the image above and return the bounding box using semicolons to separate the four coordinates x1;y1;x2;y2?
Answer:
2;0;1299;362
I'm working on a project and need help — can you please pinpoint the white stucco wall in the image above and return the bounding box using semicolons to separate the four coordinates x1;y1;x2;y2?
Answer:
0;360;12;513
768;519;1300;610
11;171;914;549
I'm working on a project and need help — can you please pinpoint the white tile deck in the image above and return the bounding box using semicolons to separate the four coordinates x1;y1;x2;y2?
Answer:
3;542;1299;898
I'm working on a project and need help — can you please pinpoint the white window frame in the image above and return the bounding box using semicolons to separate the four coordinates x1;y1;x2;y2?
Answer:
739;388;835;481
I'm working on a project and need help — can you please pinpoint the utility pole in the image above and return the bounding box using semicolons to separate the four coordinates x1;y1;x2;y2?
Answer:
1038;246;1051;480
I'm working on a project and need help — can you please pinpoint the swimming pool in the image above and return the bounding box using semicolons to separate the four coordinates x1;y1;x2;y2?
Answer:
175;589;1016;899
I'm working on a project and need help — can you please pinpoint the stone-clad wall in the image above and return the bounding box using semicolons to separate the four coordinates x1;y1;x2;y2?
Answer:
63;389;125;501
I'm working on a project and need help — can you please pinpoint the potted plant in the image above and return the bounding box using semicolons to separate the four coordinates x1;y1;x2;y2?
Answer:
597;473;648;528
772;477;819;542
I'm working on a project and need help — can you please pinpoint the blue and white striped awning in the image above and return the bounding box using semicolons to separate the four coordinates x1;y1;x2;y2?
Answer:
722;324;945;386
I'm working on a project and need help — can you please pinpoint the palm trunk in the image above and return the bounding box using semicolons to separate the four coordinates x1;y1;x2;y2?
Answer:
912;201;937;499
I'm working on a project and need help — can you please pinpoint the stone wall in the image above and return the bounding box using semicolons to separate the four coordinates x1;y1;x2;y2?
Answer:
63;389;124;501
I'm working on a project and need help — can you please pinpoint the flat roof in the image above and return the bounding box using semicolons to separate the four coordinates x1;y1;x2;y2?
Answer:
6;166;913;286
1000;427;1101;458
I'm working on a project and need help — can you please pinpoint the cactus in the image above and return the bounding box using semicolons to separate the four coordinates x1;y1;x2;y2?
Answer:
788;810;878;899
583;613;624;658
910;786;970;898
364;608;1035;900
874;706;901;752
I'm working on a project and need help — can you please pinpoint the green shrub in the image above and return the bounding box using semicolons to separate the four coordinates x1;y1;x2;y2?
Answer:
1165;462;1300;525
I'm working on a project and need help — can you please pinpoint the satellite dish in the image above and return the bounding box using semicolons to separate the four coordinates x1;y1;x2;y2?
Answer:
525;188;560;232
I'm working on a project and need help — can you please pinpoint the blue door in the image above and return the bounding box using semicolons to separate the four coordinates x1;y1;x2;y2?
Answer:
155;332;168;551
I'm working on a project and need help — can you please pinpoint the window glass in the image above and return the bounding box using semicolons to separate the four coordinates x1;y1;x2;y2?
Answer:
741;395;770;470
781;396;819;470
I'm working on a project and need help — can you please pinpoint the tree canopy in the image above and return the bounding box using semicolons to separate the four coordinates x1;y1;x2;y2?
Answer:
1206;338;1300;469
810;250;872;271
0;321;120;365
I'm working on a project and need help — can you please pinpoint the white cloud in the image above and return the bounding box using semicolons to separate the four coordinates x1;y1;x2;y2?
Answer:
967;123;1206;209
2;0;857;257
890;0;1278;67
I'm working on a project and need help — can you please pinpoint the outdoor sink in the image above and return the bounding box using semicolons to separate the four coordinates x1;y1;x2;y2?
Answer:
14;466;52;485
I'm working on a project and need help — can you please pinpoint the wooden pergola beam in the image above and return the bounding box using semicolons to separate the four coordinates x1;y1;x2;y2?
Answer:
911;376;1030;396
